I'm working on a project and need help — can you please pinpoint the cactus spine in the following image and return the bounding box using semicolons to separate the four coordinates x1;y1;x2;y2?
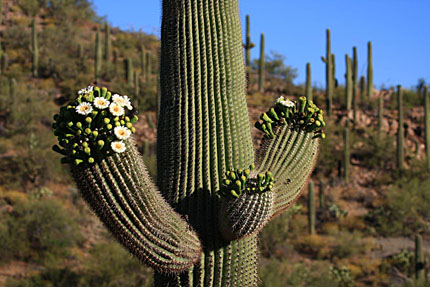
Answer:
352;47;358;125
322;29;333;115
367;41;373;99
31;19;39;78
104;23;112;63
125;58;133;88
397;85;404;171
53;2;324;286
258;33;265;92
305;63;312;101
416;234;424;281
140;45;146;82
308;180;315;235
424;86;430;170
94;29;102;83
243;15;255;85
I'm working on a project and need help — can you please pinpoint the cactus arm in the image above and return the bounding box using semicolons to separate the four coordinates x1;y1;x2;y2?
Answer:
53;87;202;274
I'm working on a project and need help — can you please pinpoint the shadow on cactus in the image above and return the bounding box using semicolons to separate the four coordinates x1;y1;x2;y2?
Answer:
52;1;325;285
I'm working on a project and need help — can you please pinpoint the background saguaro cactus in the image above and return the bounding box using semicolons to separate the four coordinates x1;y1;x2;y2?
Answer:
31;18;39;78
352;47;358;125
425;86;430;170
321;29;333;115
243;14;255;84
94;29;102;83
397;85;404;171
258;33;265;92
104;23;112;63
305;62;312;101
52;1;324;286
308;180;315;235
367;41;373;99
140;45;146;82
124;58;133;88
415;234;424;281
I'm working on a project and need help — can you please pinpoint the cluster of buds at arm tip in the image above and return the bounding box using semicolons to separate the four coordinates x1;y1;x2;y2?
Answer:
52;85;139;166
255;96;326;139
219;164;274;198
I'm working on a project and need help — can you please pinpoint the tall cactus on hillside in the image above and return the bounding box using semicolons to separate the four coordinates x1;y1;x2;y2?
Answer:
308;180;315;235
321;29;333;115
94;29;102;83
367;41;373;99
31;19;39;78
243;15;255;85
125;58;133;88
134;71;140;98
258;33;265;92
52;1;325;286
344;127;350;184
104;23;112;63
416;234;424;281
345;54;352;116
140;45;146;82
424;86;430;170
360;76;366;104
352;47;358;125
397;85;404;171
305;62;312;101
378;91;384;139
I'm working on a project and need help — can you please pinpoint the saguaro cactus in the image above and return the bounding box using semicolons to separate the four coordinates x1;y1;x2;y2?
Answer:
124;58;133;88
321;29;333;115
258;33;265;92
145;52;151;83
416;234;424;281
367;41;373;99
352;47;358;125
134;71;140;98
360;76;366;104
344;127;350;183
308;180;315;235
243;15;255;84
425;86;430;170
94;29;102;83
378;91;384;139
140;45;146;82
52;2;325;286
104;23;112;63
345;54;352;116
31;19;39;78
319;180;325;210
305;62;312;101
397;85;404;171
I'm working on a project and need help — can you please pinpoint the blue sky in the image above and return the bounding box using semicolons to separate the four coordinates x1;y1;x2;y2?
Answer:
92;0;430;89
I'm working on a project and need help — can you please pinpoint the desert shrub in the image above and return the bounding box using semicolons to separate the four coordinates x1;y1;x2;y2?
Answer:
259;260;337;287
6;267;81;287
365;177;430;236
80;241;153;287
330;265;355;287
0;197;82;262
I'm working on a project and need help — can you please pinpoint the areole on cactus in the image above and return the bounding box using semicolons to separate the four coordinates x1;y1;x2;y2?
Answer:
52;1;324;286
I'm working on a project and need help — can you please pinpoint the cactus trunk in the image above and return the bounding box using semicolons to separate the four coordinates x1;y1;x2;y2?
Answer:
360;76;366;104
319;181;325;210
145;52;151;83
157;1;257;285
345;54;352;115
397;85;404;171
134;71;140;98
367;41;373;99
243;15;255;87
378;91;384;139
344;127;350;184
352;47;358;126
305;63;312;101
308;180;315;235
31;19;39;78
322;29;333;115
425;86;430;170
258;33;265;92
140;45;146;82
104;23;112;63
416;234;424;281
94;29;102;83
125;58;133;88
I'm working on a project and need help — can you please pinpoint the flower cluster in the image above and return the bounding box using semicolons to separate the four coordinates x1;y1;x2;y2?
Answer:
255;96;326;139
219;164;274;198
52;86;139;166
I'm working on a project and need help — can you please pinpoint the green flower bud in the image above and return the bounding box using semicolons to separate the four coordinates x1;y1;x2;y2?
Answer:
85;128;91;134
88;157;95;164
104;118;110;124
92;131;98;137
114;121;121;127
84;147;91;154
131;115;138;124
101;87;108;98
106;124;113;130
67;122;74;128
76;122;83;129
131;127;136;133
120;120;125;125
76;130;82;136
125;116;130;122
86;117;92;124
98;140;105;147
126;122;133;129
82;142;89;148
75;159;83;166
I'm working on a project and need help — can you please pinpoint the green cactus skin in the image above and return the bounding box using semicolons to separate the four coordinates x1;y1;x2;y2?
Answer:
134;71;140;98
31;19;39;78
319;180;325;210
360;75;366;104
305;63;312;101
378;91;384;139
140;45;146;82
331;53;336;88
243;15;255;85
321;29;333;115
145;52;151;83
416;234;424;281
258;33;265;92
54;1;323;286
1;52;7;74
9;78;16;104
367;41;373;99
308;180;315;235
352;47;358;126
345;54;352;117
125;58;133;88
104;23;112;63
397;85;404;171
146;114;155;130
94;29;102;83
344;127;350;184
425;86;430;170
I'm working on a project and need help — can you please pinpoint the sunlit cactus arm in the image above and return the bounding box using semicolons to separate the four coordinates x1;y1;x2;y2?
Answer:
254;96;323;216
53;86;202;274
